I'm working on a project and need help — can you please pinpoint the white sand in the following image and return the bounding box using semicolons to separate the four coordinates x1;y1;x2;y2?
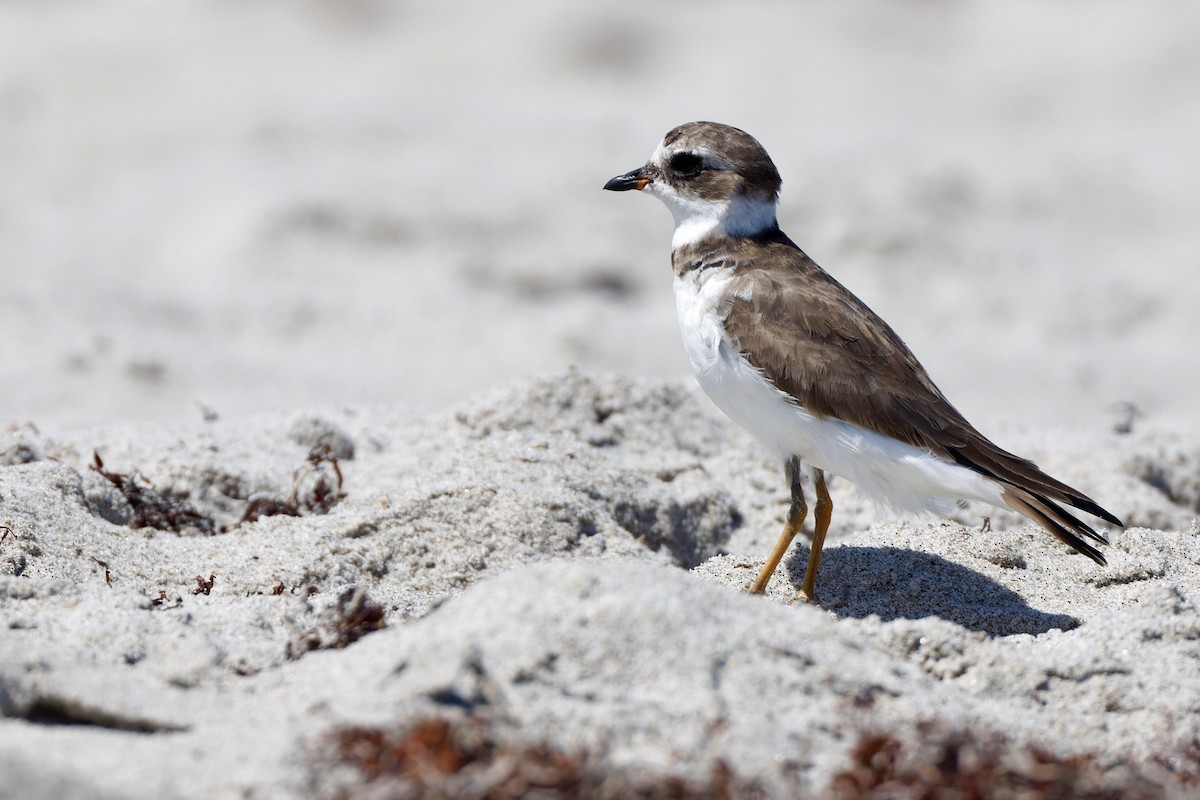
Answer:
2;2;1199;797
2;374;1198;797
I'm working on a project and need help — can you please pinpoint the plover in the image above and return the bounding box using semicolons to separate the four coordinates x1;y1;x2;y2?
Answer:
604;121;1122;602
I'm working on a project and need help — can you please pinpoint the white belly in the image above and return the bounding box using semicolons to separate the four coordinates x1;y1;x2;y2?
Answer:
673;269;1005;515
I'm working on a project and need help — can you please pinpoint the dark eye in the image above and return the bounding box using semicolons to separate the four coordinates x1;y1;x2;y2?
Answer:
668;152;703;177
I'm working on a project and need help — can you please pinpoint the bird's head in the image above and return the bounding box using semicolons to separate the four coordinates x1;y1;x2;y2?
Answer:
604;121;781;248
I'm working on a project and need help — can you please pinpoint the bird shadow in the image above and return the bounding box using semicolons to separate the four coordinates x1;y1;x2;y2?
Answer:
783;545;1079;637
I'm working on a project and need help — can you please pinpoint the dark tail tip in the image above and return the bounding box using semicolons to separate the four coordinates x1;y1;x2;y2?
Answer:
1002;489;1110;566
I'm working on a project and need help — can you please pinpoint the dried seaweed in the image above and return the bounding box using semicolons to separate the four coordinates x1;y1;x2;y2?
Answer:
324;715;761;799
830;724;1167;800
291;587;387;655
91;452;216;534
236;444;347;526
322;717;1200;800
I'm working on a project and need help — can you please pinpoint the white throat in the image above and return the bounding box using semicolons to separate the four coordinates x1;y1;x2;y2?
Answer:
649;185;778;249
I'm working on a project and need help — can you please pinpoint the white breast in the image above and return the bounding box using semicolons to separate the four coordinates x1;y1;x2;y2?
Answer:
672;269;1006;515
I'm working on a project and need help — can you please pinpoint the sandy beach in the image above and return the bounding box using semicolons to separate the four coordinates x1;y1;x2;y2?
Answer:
2;2;1198;797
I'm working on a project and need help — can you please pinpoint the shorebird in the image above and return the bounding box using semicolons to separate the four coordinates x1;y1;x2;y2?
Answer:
604;121;1122;602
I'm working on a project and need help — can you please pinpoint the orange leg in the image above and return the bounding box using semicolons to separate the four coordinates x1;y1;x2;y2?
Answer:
794;469;832;604
747;457;806;595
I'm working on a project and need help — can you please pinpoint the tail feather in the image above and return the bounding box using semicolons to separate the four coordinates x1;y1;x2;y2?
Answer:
950;442;1124;529
1002;487;1109;566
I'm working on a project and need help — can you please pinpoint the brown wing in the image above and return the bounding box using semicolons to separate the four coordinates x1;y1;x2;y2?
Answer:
692;231;1121;538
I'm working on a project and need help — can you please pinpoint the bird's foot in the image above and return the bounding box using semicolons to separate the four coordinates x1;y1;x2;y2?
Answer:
788;587;817;605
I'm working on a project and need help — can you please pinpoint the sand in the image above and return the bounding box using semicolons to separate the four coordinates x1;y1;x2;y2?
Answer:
2;1;1199;797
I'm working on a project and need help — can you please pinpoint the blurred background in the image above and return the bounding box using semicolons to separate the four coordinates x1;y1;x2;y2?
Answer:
1;0;1197;433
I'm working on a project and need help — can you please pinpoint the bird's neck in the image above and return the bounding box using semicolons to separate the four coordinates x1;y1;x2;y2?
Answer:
667;193;779;250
